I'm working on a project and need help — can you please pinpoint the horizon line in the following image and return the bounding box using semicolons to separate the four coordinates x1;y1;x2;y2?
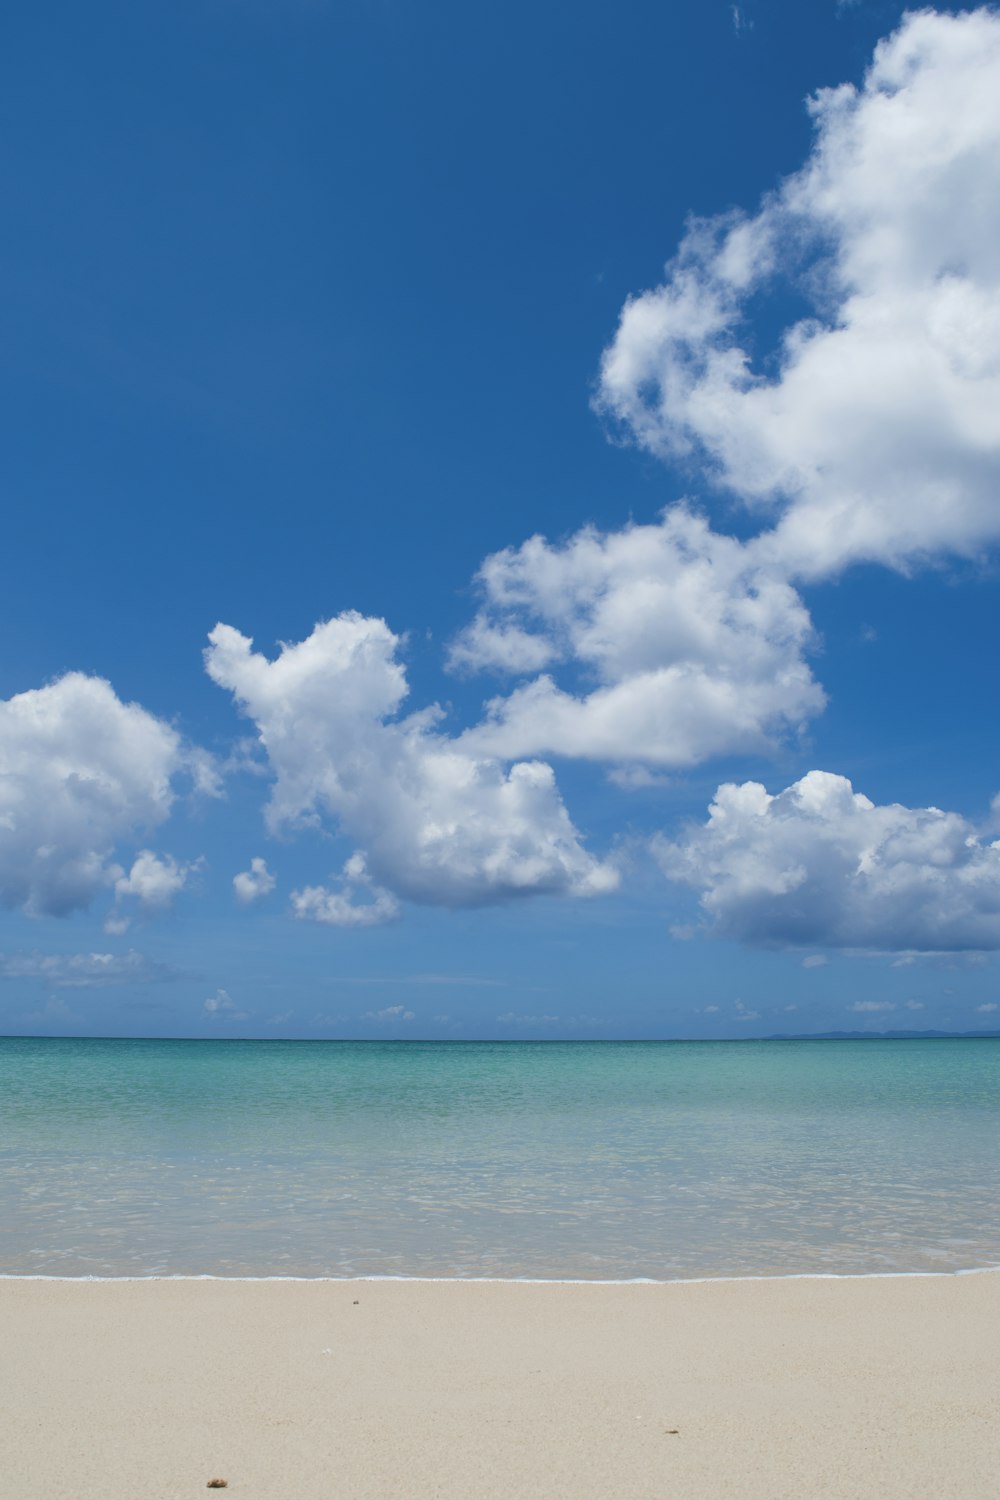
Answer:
4;1030;1000;1045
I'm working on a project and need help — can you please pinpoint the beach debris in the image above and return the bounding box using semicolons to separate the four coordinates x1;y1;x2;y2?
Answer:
206;1480;228;1489
664;1429;680;1436
353;1299;359;1304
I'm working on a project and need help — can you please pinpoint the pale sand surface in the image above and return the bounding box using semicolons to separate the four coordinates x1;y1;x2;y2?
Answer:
3;1274;999;1499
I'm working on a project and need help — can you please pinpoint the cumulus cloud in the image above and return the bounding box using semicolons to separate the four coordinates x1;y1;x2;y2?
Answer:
451;507;823;767
657;770;1000;953
0;949;175;988
233;856;276;905
292;853;400;928
203;988;248;1020
205;614;617;909
598;9;1000;578
0;672;210;919
977;1002;998;1013
851;1000;896;1013
114;851;192;909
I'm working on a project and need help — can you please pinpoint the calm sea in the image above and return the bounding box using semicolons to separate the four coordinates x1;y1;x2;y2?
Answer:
1;1037;998;1279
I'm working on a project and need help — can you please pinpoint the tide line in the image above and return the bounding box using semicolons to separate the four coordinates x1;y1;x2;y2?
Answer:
1;1265;999;1285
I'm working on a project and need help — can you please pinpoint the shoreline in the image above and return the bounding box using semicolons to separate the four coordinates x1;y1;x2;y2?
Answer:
3;1261;1000;1282
5;1269;999;1497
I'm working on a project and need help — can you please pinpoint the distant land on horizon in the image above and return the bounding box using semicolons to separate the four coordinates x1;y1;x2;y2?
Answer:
761;1029;1000;1042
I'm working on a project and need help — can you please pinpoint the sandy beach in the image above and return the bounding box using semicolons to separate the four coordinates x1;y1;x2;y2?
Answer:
2;1272;998;1499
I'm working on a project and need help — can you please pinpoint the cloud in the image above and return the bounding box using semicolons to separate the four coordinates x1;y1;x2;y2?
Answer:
451;508;823;767
292;853;400;928
801;954;828;969
977;1002;998;1013
0;671;211;919
203;988;248;1020
205;615;617;909
233;856;277;905
597;9;1000;579
657;770;1000;952
0;949;175;988
496;1012;561;1026
110;851;195;926
364;1004;416;1022
324;972;503;987
851;1001;896;1013
19;995;79;1028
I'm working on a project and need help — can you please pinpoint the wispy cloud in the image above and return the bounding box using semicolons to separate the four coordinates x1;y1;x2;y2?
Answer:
496;1012;609;1029
0;949;176;988
327;973;505;988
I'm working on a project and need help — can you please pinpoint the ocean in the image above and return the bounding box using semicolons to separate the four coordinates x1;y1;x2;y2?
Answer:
1;1036;998;1280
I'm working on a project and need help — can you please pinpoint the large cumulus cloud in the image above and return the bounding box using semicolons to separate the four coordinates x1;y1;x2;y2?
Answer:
657;771;1000;952
204;613;617;918
598;8;1000;578
0;672;208;918
451;507;823;768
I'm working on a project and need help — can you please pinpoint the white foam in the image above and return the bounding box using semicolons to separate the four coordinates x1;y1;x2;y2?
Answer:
1;1265;999;1285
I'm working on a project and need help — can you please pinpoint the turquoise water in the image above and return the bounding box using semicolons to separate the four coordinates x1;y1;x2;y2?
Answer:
1;1037;999;1279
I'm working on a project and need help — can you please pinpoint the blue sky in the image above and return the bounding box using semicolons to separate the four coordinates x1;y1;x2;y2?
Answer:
2;0;999;1038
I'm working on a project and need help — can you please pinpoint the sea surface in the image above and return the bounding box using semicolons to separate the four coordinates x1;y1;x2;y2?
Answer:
1;1037;999;1280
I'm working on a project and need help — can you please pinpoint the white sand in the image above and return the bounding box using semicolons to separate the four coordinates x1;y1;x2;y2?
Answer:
3;1272;999;1498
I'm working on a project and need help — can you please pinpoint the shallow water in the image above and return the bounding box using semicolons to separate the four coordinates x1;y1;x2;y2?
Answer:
1;1037;999;1278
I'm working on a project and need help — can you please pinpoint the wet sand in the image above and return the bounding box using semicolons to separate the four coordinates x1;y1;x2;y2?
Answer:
3;1272;999;1498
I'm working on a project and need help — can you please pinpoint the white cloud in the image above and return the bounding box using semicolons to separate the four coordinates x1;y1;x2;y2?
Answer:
292;853;400;928
452;508;823;767
364;1003;416;1022
657;770;1000;952
203;988;248;1020
0;949;174;988
733;999;760;1021
205;615;617;909
0;672;208;919
114;851;192;911
801;954;828;969
851;1001;896;1013
233;856;277;905
598;9;1000;578
977;1002;998;1013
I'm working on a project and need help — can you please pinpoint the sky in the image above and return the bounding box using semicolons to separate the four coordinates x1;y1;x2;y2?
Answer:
2;0;1000;1039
